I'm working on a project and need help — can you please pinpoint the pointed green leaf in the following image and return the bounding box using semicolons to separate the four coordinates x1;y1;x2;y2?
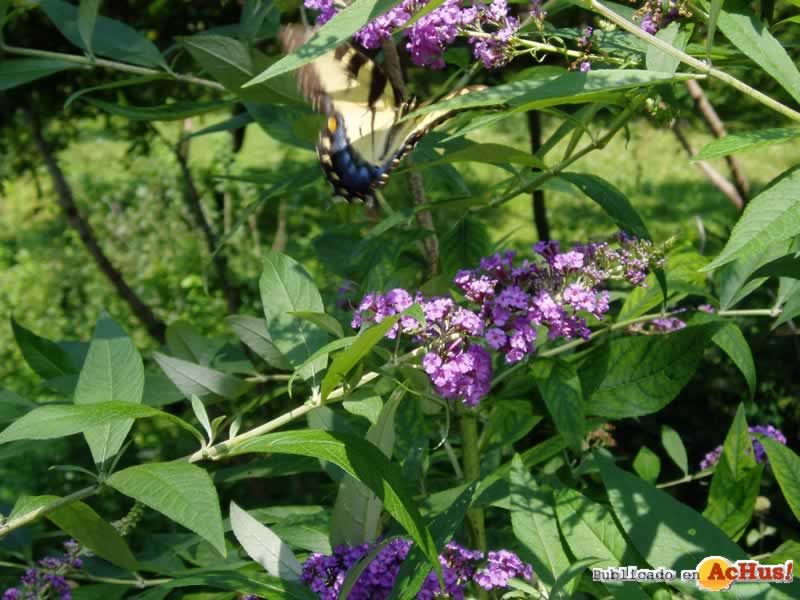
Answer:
0;58;78;90
661;425;688;475
510;455;572;591
287;311;344;339
532;359;585;452
225;315;291;370
260;252;328;383
230;429;440;576
75;314;144;466
77;0;99;55
11;318;78;380
191;395;213;442
0;401;203;447
647;22;693;73
106;462;226;556
694;127;800;160
633;446;661;483
153;352;248;400
166;321;219;366
230;501;302;581
581;323;719;418
703;165;800;272
331;390;401;545
711;323;757;400
47;500;138;571
758;436;800;523
561;173;650;241
39;0;166;68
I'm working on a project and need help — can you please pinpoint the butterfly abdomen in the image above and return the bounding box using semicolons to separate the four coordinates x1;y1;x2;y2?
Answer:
318;114;386;201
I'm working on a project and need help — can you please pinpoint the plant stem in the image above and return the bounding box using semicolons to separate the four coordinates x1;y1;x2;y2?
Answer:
588;0;800;122
0;485;99;539
459;411;487;553
481;103;638;210
0;43;225;91
656;470;713;488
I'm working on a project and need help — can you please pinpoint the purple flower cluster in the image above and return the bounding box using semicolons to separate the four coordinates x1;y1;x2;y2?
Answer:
353;290;490;405
455;236;663;364
700;425;788;470
3;540;82;600
301;539;532;599
305;0;521;69
637;0;681;34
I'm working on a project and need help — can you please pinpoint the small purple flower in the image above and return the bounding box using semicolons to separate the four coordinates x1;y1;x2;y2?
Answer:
700;425;788;469
474;550;534;591
698;304;716;313
650;317;686;333
579;60;592;72
640;12;659;34
2;590;21;600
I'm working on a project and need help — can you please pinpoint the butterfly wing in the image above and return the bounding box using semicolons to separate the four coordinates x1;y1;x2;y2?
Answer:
280;26;484;202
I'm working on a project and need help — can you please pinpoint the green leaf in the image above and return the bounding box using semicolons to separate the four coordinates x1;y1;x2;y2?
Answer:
409;70;696;116
647;22;694;73
388;483;477;600
239;0;278;44
260;252;329;383
64;75;165;109
320;315;400;400
411;142;547;169
166;321;219;366
661;425;688;475
555;488;642;569
331;390;402;545
179;34;299;105
230;429;440;576
0;389;33;425
75;314;144;466
532;359;585;452
0;58;78;91
47;500;138;571
510;455;572;592
230;501;302;581
775;286;800;328
758;435;800;523
711;323;757;400
439;216;491;281
11;318;78;380
243;0;404;85
287;311;344;339
581;323;719;418
0;401;203;446
751;252;800;281
39;0;166;68
718;240;791;309
694;127;800;160
82;97;233;121
707;0;723;61
704;167;800;271
596;451;780;598
77;0;99;55
704;404;763;540
632;446;661;483
561;173;651;240
549;557;606;599
133;571;315;600
712;0;800;103
106;462;226;557
225;315;291;370
153;352;248;400
342;388;384;425
191;395;213;442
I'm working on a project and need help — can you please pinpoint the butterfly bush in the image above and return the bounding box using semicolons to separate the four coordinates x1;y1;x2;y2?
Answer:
700;425;788;470
2;540;82;600
300;539;532;599
352;234;665;406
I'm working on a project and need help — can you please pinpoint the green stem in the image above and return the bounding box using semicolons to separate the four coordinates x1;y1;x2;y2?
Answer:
0;485;99;539
588;0;800;122
0;43;225;91
459;411;487;553
656;469;713;488
479;103;638;210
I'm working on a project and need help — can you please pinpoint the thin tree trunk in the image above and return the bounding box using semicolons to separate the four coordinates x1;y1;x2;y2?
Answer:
527;111;550;241
685;79;750;203
175;120;240;313
381;39;440;275
673;120;744;211
26;108;167;343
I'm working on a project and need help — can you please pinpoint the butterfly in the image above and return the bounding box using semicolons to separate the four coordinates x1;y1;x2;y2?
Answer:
280;26;483;204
